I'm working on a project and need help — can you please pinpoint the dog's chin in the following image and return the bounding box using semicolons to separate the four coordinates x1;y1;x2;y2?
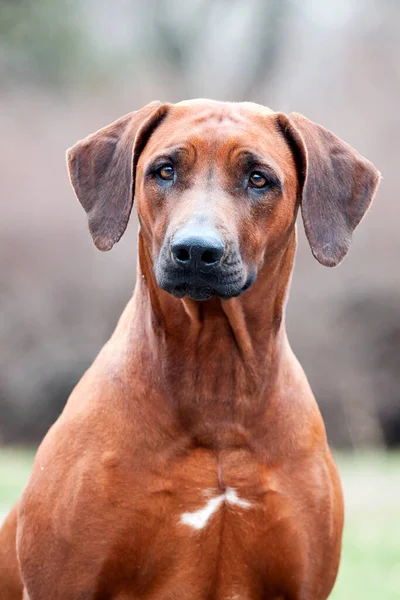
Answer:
156;272;256;302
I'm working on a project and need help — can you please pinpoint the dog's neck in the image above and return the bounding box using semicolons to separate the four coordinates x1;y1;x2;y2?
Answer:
117;229;297;437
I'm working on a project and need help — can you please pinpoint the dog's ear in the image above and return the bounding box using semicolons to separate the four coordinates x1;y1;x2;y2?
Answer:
67;101;168;251
279;112;381;266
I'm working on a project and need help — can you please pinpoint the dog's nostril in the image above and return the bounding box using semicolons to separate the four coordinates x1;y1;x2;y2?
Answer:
201;249;217;265
171;232;224;270
176;247;190;263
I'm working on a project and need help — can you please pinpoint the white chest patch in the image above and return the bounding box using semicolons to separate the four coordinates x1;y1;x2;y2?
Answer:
180;487;252;531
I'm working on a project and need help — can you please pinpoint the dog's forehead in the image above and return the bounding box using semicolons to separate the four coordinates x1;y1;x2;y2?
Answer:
175;98;275;116
144;99;284;160
170;99;276;129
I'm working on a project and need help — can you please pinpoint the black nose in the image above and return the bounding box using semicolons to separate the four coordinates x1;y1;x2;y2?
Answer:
171;231;224;271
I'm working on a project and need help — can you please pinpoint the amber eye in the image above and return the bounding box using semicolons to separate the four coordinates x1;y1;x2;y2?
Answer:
157;165;174;181
249;171;268;189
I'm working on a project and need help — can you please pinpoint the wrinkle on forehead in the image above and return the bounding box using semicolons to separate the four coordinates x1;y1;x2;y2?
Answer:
172;99;275;129
176;98;275;115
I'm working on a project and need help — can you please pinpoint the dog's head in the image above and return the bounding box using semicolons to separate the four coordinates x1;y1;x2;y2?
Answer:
67;99;380;301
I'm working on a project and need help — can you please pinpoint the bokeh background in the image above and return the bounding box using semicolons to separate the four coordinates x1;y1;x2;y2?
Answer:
1;1;399;598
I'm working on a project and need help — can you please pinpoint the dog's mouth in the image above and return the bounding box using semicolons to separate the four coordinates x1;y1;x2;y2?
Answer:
156;271;256;301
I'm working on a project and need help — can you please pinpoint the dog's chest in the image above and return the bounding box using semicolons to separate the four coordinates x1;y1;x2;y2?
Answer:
21;441;314;599
77;445;305;598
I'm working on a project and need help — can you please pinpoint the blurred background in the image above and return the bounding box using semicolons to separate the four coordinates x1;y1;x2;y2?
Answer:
0;0;399;598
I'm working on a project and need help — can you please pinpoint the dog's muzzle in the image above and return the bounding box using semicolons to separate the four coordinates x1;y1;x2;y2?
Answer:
154;227;255;301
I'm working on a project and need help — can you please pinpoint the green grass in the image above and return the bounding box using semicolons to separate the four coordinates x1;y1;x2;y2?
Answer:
0;447;35;512
1;448;399;598
330;452;400;600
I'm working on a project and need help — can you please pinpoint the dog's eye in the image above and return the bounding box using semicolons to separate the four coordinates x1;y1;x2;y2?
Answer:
248;171;268;189
157;165;174;181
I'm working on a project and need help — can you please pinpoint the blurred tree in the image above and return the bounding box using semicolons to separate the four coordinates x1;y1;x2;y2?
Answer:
0;0;86;87
141;0;291;100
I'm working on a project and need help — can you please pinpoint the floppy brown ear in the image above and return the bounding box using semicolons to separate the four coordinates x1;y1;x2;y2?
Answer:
67;101;167;251
280;112;381;266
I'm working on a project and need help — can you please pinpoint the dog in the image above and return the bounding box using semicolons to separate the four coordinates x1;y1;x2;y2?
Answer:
0;99;380;599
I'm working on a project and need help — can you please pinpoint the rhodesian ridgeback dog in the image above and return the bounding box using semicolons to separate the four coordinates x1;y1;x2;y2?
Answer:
1;99;380;599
